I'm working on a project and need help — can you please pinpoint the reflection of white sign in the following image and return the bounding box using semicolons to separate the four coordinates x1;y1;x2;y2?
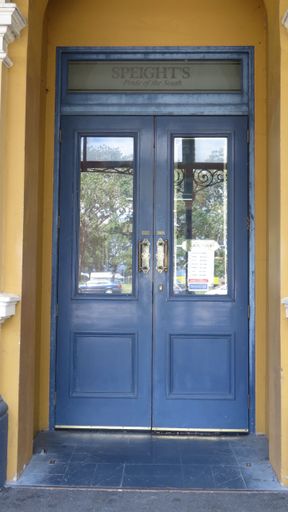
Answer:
187;240;219;291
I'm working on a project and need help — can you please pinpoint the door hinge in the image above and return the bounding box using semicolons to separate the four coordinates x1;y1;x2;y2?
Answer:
54;391;57;406
56;303;59;317
247;129;250;143
248;394;250;409
57;215;60;231
248;304;250;319
59;129;62;144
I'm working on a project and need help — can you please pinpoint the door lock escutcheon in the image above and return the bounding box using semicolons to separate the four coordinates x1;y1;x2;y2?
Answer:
156;238;168;273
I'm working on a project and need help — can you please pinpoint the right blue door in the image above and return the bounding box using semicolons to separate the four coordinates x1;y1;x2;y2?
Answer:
153;116;249;431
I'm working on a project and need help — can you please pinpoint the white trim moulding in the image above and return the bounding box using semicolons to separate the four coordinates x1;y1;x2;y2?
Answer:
0;2;26;68
0;293;20;324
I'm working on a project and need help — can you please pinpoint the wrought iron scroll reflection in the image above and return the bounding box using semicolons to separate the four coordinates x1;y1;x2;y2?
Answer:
174;162;225;198
81;161;134;176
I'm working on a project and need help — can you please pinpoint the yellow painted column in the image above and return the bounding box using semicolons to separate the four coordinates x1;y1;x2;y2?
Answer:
0;0;28;480
265;0;281;481
265;0;288;486
0;0;48;480
279;0;288;486
0;52;23;477
0;61;7;292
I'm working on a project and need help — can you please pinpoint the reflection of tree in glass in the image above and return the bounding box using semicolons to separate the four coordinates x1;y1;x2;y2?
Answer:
86;142;133;161
175;146;227;283
79;144;133;282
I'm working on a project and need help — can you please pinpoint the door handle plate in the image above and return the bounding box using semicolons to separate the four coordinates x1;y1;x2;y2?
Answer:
138;239;151;273
156;238;168;273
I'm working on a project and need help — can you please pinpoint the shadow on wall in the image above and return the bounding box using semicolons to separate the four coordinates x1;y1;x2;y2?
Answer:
0;398;8;487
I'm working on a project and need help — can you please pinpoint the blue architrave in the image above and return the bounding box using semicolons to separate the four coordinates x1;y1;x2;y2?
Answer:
50;46;255;432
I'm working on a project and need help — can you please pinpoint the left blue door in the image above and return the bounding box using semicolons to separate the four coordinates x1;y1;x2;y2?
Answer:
56;116;154;427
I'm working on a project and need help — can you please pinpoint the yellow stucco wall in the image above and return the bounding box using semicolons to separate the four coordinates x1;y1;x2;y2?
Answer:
37;0;268;435
279;0;288;486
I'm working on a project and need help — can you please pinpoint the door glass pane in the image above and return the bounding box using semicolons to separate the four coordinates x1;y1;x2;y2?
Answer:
173;137;228;296
78;136;134;295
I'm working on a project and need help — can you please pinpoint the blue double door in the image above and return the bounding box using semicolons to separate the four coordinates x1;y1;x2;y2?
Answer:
56;115;249;431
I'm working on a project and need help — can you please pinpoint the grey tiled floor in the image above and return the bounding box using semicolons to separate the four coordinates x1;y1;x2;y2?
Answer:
8;432;286;490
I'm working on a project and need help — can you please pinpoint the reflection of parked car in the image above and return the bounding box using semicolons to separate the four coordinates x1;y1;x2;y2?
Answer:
79;278;122;294
174;283;186;294
206;285;227;295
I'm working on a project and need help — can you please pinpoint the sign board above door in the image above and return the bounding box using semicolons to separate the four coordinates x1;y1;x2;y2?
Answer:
68;60;242;93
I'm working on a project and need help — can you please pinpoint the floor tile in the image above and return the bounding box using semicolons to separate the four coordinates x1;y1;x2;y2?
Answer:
181;451;237;466
122;464;183;488
23;460;67;476
178;439;235;465
124;439;154;463
229;435;269;464
34;433;76;449
72;440;154;464
63;463;96;486
182;464;214;489
229;434;268;448
91;463;124;487
70;451;102;464
179;439;231;455
243;480;284;490
151;437;181;464
212;465;246;489
9;432;284;491
16;473;65;487
241;461;282;490
71;450;144;464
233;450;269;465
32;451;73;463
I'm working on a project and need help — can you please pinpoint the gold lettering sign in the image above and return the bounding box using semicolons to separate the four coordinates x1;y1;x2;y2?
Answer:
68;61;242;93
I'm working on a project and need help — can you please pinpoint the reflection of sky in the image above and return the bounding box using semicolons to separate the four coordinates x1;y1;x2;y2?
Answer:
174;138;227;163
86;137;134;160
83;136;227;163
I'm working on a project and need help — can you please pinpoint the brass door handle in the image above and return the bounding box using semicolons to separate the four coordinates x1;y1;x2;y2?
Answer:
138;239;151;273
156;238;168;273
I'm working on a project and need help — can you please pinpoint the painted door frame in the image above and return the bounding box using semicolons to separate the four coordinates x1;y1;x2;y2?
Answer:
50;46;255;432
